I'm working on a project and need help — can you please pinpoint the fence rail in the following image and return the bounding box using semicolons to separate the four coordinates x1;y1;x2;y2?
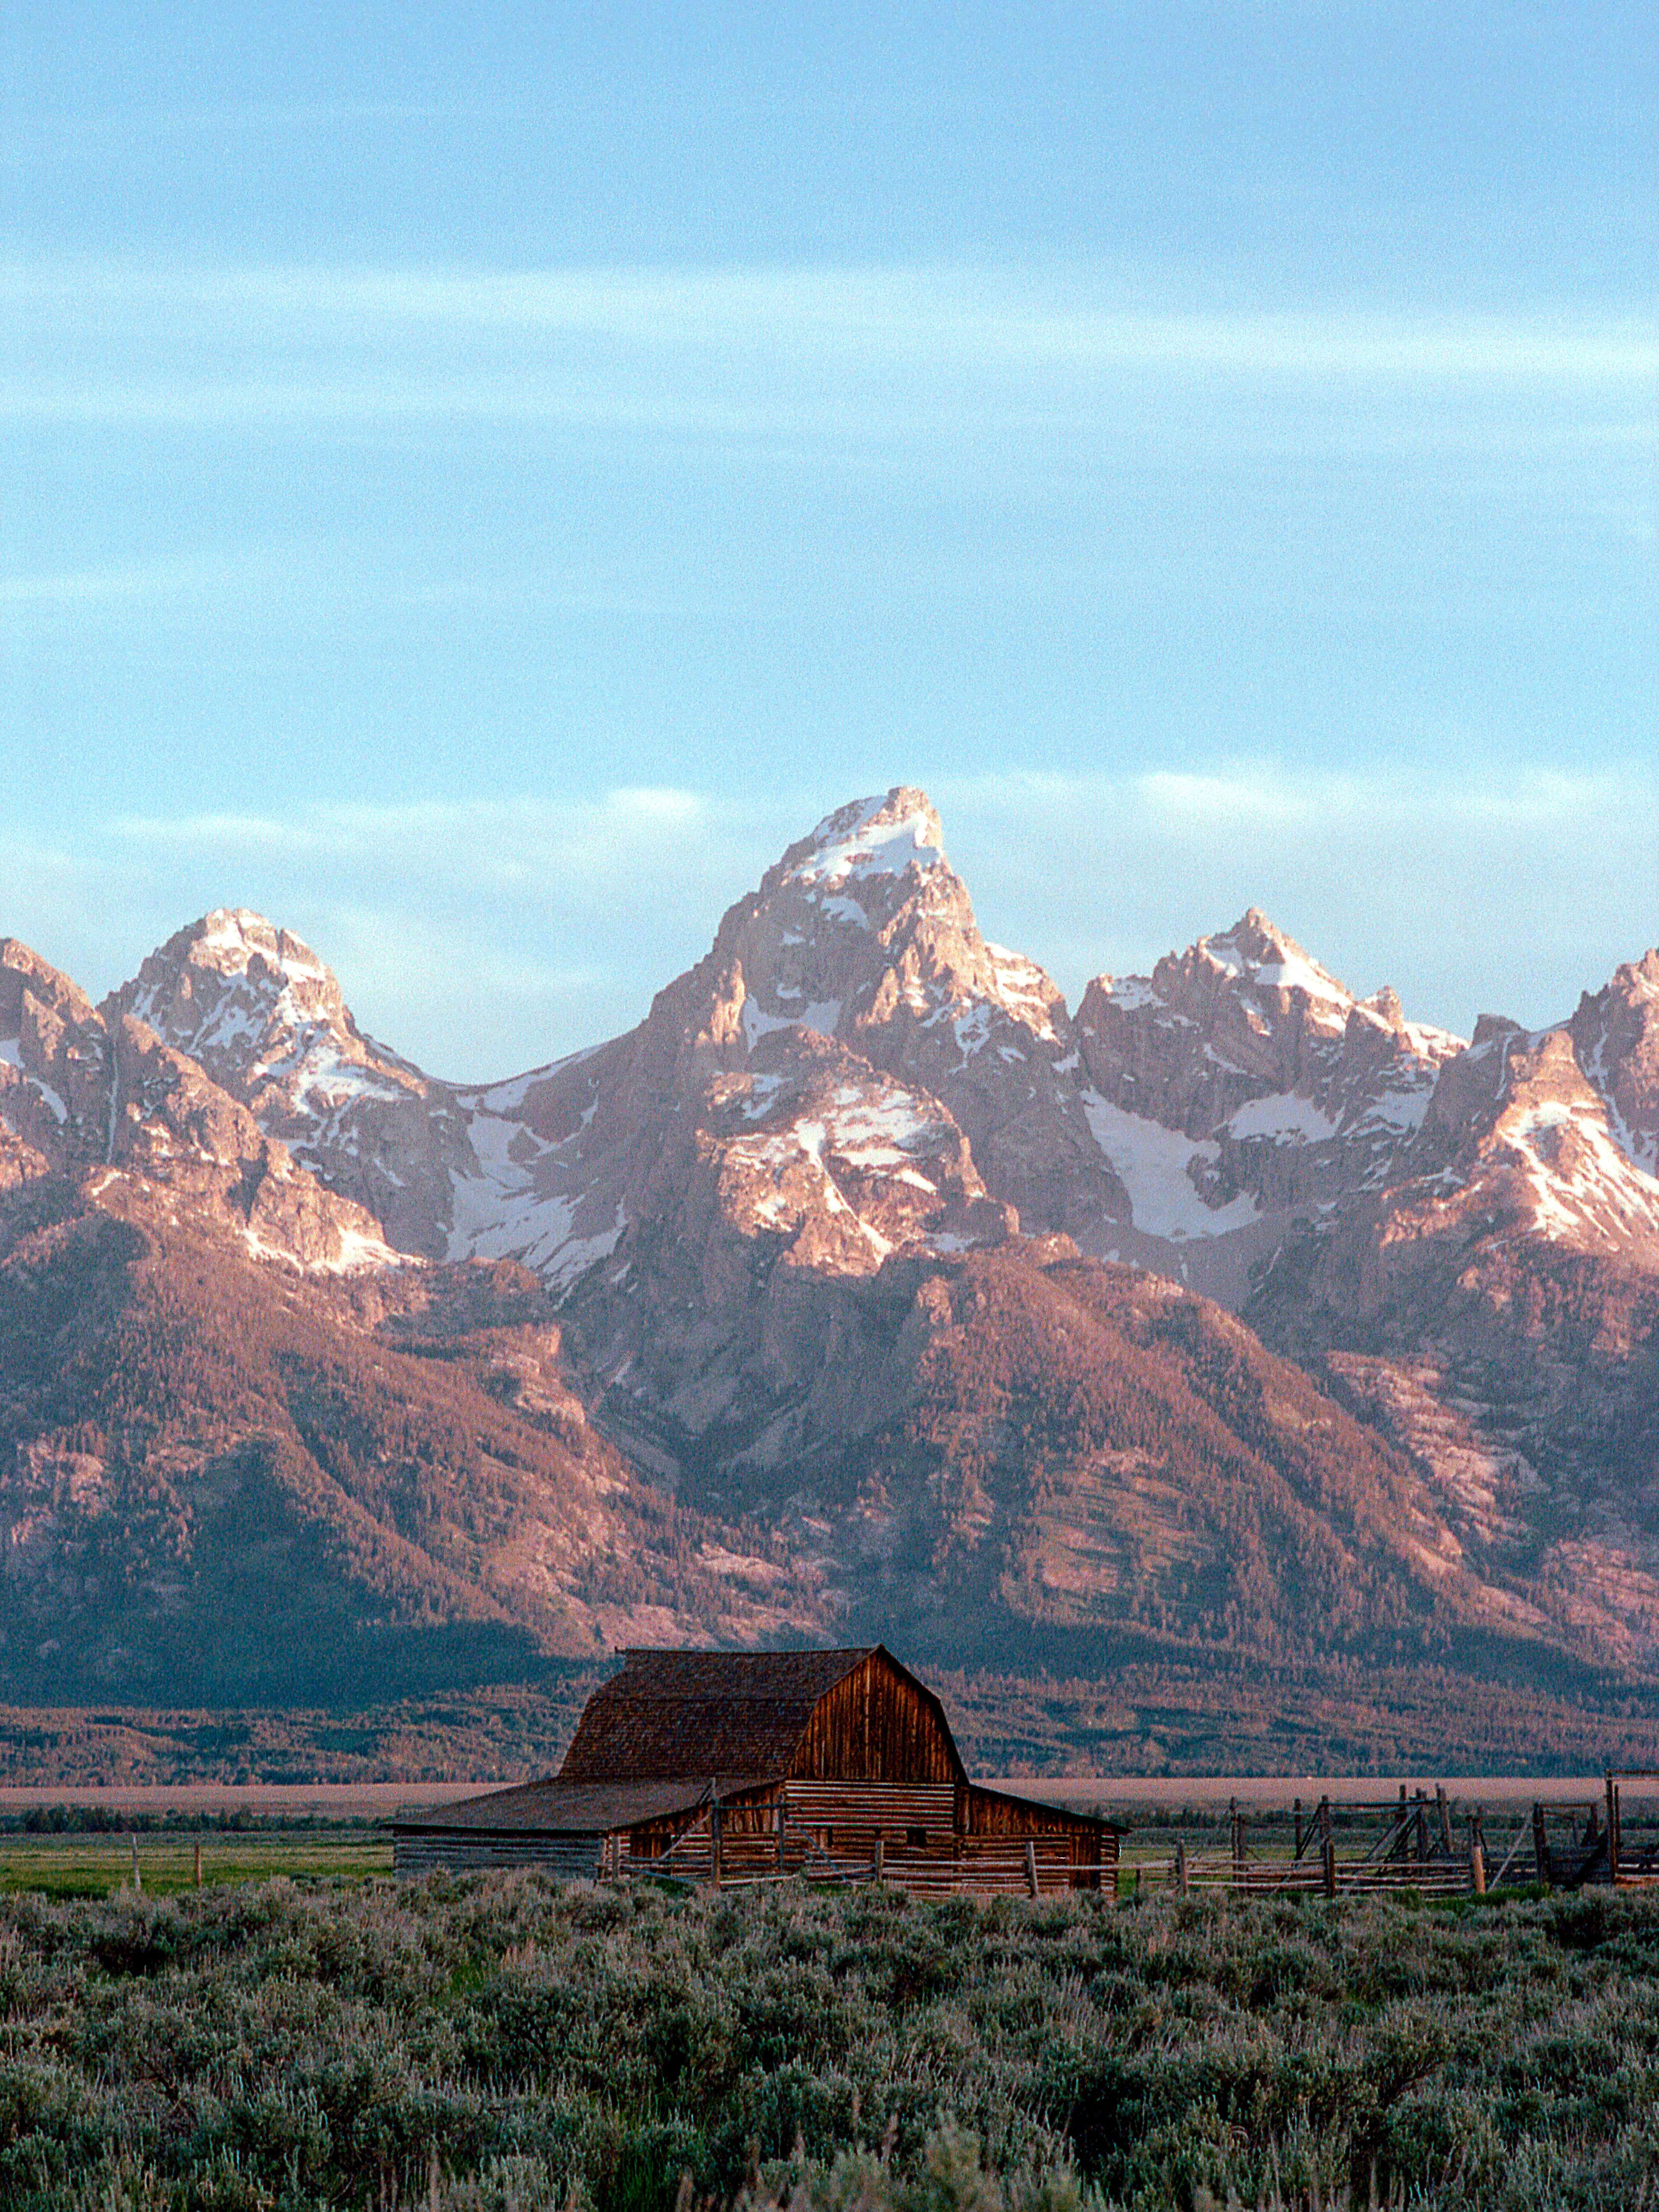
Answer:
1165;1847;1472;1897
616;1832;1105;1897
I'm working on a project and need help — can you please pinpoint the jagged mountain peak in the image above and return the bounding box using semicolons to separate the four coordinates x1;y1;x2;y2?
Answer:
114;909;472;1260
775;787;946;891
135;902;351;1022
1189;909;1355;1025
1;937;99;1028
678;787;1067;1074
121;908;402;1091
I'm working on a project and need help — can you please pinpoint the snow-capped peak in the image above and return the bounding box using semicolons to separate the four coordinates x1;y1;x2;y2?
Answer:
186;909;335;994
1197;910;1353;1014
782;788;946;894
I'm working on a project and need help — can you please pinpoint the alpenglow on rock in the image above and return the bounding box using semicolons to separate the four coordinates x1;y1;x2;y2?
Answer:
4;784;1659;1696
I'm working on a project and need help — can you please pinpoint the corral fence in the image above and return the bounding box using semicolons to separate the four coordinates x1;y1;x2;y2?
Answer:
1133;1773;1659;1899
605;1799;1105;1898
1527;1771;1659;1890
1145;1788;1483;1900
581;1775;1659;1902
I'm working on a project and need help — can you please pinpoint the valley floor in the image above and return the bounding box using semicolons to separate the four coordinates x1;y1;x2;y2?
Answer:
1;1873;1657;2209
4;1660;1659;1788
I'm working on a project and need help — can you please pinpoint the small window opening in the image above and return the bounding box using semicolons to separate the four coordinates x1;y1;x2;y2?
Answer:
907;1826;927;1848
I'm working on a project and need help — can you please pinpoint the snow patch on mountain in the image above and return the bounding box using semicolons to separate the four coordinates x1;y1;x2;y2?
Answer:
984;944;1060;1043
742;995;841;1047
788;793;945;892
1225;1092;1340;1144
1500;1095;1659;1248
195;908;330;986
1080;1092;1260;1241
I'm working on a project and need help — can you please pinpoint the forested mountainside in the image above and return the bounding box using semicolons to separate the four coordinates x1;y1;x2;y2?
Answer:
2;789;1656;1722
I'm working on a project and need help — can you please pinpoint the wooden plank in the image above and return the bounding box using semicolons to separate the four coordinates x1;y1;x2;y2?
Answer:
790;1652;959;1786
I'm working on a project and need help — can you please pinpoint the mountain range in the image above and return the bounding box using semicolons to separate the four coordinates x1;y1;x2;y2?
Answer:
4;788;1657;1730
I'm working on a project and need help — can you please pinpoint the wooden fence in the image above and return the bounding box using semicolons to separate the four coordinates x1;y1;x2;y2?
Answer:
568;1776;1659;1902
1133;1776;1659;1899
609;1802;1105;1897
1526;1772;1659;1889
1139;1789;1483;1899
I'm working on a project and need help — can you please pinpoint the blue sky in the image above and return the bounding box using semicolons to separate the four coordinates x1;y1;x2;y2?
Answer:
2;3;1654;1078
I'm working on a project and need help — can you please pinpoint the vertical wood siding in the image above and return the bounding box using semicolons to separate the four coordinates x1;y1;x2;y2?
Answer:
789;1652;960;1784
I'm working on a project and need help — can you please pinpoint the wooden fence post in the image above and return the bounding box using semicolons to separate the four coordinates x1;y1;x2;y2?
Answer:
776;1802;787;1874
1436;1787;1453;1858
1414;1790;1428;1866
710;1799;722;1888
1469;1834;1486;1895
1322;1835;1337;1899
1023;1840;1039;1898
1230;1799;1243;1889
193;1841;202;1887
130;1835;140;1892
873;1836;884;1884
1174;1839;1188;1897
1293;1798;1303;1858
1607;1771;1620;1887
1532;1803;1551;1887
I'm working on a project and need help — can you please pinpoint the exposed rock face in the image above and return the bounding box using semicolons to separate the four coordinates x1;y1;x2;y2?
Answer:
4;786;1659;1693
0;939;111;1183
1070;910;1466;1303
1247;989;1659;1670
2;936;396;1274
115;911;474;1258
1572;951;1659;1178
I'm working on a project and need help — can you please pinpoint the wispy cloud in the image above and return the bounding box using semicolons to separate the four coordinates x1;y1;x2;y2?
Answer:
2;261;1652;446
10;261;1656;375
0;555;244;609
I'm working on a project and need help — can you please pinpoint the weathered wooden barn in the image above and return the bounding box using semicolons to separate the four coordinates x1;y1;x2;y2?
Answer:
393;1646;1118;1894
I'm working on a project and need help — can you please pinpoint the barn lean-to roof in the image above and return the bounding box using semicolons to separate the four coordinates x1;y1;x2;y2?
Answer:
393;1776;726;1838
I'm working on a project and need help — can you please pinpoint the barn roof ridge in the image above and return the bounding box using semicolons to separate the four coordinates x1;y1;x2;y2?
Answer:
556;1642;955;1787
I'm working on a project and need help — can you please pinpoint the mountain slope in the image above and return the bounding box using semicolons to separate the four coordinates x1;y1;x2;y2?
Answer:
3;789;1657;1702
1247;992;1659;1667
0;1171;840;1700
687;1241;1566;1676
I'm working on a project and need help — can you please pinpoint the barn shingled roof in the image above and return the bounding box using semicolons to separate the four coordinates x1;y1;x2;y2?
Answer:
393;1776;718;1836
557;1646;883;1784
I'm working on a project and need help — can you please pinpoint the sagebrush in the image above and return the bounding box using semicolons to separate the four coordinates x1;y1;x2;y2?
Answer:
0;1874;1656;2210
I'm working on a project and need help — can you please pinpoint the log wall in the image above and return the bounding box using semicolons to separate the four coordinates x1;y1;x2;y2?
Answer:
393;1833;600;1879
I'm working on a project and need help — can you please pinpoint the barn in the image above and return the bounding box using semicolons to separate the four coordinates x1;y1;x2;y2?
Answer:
393;1645;1118;1894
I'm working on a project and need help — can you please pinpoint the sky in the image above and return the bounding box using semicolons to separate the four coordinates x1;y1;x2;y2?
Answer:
2;3;1654;1081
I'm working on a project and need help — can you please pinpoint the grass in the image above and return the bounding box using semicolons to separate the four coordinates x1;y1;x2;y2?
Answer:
0;1828;390;1900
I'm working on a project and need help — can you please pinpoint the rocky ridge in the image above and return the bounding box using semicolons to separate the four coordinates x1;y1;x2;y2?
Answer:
2;937;395;1273
3;787;1657;1694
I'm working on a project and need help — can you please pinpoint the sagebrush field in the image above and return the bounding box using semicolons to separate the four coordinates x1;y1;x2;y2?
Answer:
1;1873;1657;2210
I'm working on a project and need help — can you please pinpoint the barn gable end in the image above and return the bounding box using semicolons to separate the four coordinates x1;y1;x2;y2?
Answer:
788;1649;962;1786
